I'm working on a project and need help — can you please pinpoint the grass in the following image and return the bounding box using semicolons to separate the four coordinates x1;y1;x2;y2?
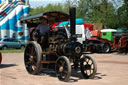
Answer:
0;49;24;53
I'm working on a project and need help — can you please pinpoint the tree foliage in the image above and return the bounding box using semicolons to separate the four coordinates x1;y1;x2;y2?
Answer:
30;3;64;15
117;0;128;28
29;0;127;29
77;0;119;29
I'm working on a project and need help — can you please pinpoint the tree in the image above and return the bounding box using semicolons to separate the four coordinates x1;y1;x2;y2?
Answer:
77;0;119;28
117;0;128;27
77;0;100;20
29;3;64;15
29;0;125;29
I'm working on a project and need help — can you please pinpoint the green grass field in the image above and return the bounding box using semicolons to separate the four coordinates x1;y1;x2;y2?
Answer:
0;49;24;53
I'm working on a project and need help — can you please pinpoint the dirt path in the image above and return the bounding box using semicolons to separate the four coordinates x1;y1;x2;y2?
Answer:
0;53;128;85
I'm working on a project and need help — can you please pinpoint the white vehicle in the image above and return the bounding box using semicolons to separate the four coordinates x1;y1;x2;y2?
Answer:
58;19;92;44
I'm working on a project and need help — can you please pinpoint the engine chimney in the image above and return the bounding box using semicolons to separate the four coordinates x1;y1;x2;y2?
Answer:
70;6;76;38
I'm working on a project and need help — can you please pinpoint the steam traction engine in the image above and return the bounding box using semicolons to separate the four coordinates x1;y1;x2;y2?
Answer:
21;7;97;82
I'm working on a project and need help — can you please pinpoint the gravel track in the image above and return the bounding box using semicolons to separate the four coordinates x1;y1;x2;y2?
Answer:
0;53;128;85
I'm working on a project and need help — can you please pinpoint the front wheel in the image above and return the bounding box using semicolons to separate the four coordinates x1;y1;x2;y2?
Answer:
55;56;71;82
80;56;97;79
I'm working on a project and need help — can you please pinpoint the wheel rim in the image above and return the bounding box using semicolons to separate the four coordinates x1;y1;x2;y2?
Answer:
3;46;7;50
56;58;69;81
21;46;24;50
104;44;110;53
80;56;96;78
24;44;37;74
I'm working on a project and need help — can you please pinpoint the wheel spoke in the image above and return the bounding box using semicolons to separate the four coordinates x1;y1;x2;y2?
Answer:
26;61;31;65
91;64;94;69
85;58;89;65
27;46;32;54
60;60;65;66
91;68;94;70
31;46;34;55
33;55;37;61
91;62;93;65
32;50;36;56
85;70;87;75
62;72;67;78
30;65;34;71
90;69;92;74
60;72;64;78
64;71;68;77
86;70;91;76
33;59;37;66
25;53;31;57
87;59;90;64
32;65;36;70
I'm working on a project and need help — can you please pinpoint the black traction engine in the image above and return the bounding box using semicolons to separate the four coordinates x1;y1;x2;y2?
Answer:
22;7;97;82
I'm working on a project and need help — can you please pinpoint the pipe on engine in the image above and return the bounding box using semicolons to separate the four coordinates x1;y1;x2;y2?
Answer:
70;6;76;38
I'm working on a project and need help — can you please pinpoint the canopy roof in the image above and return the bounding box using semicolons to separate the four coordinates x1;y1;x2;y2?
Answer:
20;11;69;24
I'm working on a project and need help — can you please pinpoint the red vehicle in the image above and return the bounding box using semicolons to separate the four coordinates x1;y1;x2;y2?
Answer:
86;30;128;53
0;52;2;64
112;33;128;52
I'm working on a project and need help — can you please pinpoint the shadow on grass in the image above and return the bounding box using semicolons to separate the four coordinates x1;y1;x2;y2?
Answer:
0;64;17;68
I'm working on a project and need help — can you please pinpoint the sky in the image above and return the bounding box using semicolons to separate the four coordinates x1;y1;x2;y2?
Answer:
29;0;66;8
29;0;123;8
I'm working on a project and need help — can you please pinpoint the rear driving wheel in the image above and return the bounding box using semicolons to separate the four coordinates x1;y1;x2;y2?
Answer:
24;41;42;75
55;56;71;82
80;56;97;79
